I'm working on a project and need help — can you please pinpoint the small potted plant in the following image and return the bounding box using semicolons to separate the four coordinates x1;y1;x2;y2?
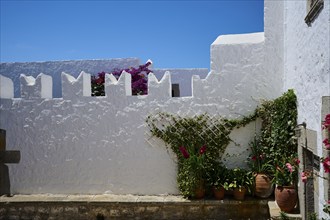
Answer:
178;145;207;199
230;168;253;200
208;163;227;200
248;138;274;198
273;156;300;213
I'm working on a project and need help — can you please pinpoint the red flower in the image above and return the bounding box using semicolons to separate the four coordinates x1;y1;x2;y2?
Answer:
251;156;257;161
199;145;206;155
323;157;330;173
179;146;190;159
294;158;300;165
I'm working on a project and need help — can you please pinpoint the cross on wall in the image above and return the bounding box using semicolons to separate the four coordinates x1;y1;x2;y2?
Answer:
0;129;21;196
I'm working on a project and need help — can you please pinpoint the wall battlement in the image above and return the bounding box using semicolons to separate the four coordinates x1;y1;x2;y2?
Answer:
0;71;174;101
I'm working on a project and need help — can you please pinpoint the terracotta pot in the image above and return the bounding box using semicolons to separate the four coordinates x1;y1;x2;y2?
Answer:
275;185;297;213
255;173;273;198
233;187;246;200
212;186;225;200
194;181;205;199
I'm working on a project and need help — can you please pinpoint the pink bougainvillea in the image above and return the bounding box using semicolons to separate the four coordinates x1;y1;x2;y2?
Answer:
322;157;330;173
323;138;330;149
323;114;330;131
91;61;153;96
286;163;294;173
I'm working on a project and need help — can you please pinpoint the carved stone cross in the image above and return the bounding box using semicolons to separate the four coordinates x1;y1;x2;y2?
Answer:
0;129;21;195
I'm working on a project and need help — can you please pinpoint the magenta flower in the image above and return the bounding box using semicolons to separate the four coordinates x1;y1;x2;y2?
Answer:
199;145;206;155
286;163;294;173
301;172;308;183
294;158;300;165
322;114;330;130
323;138;330;149
179;146;190;159
323;157;330;173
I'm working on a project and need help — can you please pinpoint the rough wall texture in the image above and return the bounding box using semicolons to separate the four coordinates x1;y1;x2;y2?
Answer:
283;0;330;132
282;0;330;218
263;0;285;99
0;58;271;194
209;32;271;117
152;69;208;97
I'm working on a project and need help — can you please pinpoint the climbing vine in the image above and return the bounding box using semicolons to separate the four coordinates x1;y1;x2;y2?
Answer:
256;89;298;181
146;112;256;197
145;89;298;197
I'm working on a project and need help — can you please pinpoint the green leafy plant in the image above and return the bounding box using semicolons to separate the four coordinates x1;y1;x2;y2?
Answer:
256;89;298;185
146;90;297;197
146;112;256;197
323;201;330;219
248;137;273;174
279;211;290;220
229;168;254;193
177;145;207;197
207;162;228;189
273;156;300;186
308;212;318;220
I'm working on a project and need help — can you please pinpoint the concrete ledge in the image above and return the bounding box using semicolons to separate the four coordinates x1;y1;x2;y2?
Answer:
0;194;270;220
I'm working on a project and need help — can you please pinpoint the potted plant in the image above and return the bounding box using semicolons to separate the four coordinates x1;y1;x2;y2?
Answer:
248;138;274;198
230;168;253;200
178;145;207;199
208;163;227;200
273;156;299;213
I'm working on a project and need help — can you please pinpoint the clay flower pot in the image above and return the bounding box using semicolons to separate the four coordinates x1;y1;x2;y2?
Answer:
194;180;205;199
275;185;297;213
212;186;225;200
255;173;273;198
233;187;246;200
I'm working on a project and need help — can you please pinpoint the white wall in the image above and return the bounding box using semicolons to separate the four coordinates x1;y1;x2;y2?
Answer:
0;57;273;194
152;69;208;97
263;0;285;99
282;1;330;218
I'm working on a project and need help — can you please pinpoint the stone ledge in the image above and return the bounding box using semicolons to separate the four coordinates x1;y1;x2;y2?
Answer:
0;194;270;220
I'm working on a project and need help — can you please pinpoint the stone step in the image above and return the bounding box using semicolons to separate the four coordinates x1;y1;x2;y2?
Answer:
1;194;271;220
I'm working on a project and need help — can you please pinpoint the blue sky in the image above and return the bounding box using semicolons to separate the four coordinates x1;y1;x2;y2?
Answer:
0;0;264;68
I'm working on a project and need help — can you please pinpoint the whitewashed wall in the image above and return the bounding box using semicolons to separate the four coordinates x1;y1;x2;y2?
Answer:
152;69;208;97
282;1;330;218
263;0;285;99
0;57;273;194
